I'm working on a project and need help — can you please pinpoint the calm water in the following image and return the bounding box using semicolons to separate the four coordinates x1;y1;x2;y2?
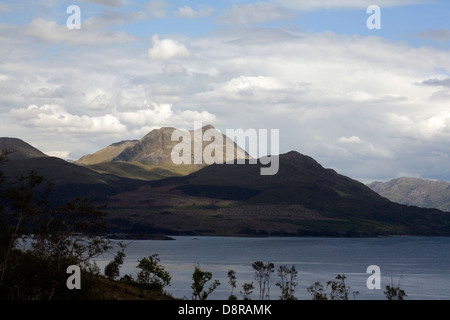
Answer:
94;236;450;300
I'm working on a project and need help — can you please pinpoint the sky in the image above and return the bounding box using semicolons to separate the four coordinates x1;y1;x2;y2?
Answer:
0;0;449;183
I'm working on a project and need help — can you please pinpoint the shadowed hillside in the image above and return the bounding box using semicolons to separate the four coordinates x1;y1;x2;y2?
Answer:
0;138;145;204
106;151;450;237
0;137;48;160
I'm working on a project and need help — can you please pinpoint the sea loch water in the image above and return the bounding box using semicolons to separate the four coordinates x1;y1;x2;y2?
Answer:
94;236;450;300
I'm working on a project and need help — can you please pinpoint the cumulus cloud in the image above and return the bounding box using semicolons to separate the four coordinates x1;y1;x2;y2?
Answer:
117;103;216;127
148;34;192;60
118;103;173;126
10;104;127;134
45;150;71;159
223;76;287;92
392;112;450;140
198;75;292;103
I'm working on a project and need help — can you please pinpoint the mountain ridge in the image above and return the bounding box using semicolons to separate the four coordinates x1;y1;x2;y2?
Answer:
75;140;138;166
2;136;450;237
0;137;48;160
0;138;145;204
76;125;250;177
368;177;450;212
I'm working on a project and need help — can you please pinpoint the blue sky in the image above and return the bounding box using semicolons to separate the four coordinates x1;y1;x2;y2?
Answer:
0;0;449;182
1;0;448;43
0;1;448;44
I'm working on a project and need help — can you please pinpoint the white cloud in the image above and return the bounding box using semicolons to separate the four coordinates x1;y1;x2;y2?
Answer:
198;75;290;103
217;2;295;26
176;110;216;125
338;136;362;143
118;103;173;126
117;103;216;127
148;34;192;60
388;112;450;140
45;150;71;159
175;5;214;18
10;104;127;134
223;75;287;92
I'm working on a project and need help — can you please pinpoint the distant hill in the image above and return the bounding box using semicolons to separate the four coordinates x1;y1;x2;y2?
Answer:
0;138;145;204
0;137;48;160
107;151;450;237
76;125;250;178
368;177;450;212
75;140;138;166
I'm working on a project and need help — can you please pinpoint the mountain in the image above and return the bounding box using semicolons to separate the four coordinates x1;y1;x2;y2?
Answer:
0;137;48;160
3;137;450;237
106;151;450;237
75;140;138;166
0;138;145;204
368;177;450;212
77;125;250;178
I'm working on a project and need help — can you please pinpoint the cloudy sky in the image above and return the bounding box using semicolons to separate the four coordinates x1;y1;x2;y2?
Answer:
0;0;449;182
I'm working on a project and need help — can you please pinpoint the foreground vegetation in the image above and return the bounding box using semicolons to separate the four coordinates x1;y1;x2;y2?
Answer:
102;250;407;300
0;150;174;300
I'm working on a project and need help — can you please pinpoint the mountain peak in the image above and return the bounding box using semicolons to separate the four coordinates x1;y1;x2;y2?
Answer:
0;137;48;161
115;124;248;169
368;177;450;212
76;124;249;177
